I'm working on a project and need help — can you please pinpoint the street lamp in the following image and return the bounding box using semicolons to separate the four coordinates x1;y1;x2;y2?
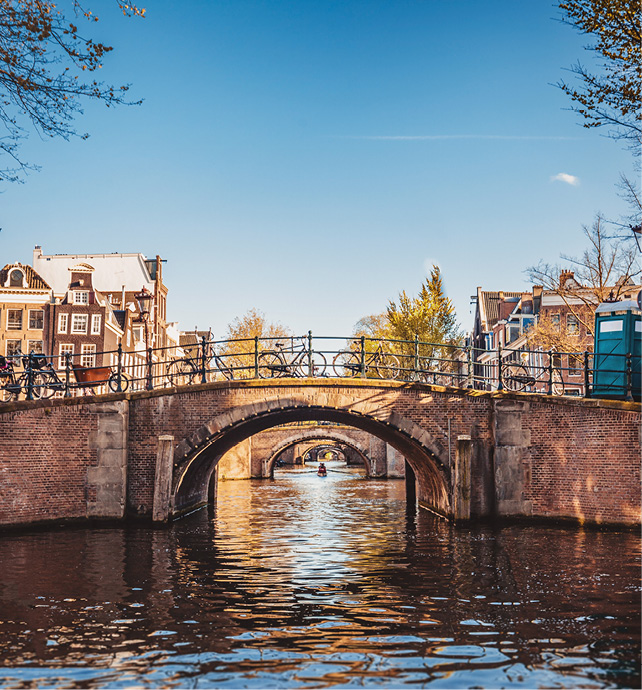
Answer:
134;287;154;389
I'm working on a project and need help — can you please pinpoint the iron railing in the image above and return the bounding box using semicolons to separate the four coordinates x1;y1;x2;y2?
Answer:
0;333;638;402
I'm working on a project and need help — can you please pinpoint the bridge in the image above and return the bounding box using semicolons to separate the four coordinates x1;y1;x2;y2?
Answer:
0;378;639;529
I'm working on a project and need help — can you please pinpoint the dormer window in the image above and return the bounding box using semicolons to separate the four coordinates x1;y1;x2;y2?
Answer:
73;291;89;305
9;269;23;287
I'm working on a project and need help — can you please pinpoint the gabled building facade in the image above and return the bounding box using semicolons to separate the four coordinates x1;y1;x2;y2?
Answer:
0;263;52;358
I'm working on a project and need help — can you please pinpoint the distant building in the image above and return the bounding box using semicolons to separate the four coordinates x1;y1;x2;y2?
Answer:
0;263;52;358
32;246;170;351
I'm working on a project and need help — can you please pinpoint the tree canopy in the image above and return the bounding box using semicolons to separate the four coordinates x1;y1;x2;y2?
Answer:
557;0;641;150
0;0;144;182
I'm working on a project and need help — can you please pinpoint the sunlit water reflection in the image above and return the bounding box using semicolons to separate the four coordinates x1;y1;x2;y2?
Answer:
0;465;639;688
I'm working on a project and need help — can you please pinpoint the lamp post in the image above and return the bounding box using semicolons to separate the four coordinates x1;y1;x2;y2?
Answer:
134;287;154;389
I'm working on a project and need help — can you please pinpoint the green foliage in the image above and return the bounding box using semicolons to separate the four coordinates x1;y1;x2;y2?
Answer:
557;0;641;149
386;266;461;362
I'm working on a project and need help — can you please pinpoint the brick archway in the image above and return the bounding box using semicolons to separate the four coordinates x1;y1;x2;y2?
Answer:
172;398;450;519
264;429;373;477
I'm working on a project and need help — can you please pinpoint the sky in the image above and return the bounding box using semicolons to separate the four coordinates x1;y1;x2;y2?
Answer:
0;0;637;339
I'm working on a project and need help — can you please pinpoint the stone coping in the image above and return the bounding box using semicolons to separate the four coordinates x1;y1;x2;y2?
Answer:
0;378;639;414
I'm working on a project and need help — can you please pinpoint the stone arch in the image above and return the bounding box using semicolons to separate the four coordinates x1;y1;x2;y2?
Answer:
264;429;373;477
171;396;451;519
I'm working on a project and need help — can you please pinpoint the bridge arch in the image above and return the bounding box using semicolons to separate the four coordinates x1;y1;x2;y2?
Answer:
171;396;450;519
264;429;373;477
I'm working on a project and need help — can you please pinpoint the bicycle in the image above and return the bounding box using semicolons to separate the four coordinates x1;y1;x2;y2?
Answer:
332;339;400;379
166;342;234;386
0;354;49;401
258;337;327;378
501;355;565;395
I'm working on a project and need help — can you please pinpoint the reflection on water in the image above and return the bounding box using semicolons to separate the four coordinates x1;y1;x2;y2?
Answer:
0;466;639;688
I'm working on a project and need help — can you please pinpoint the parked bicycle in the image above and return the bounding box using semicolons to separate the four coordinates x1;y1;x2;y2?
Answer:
332;339;400;379
258;337;327;378
166;342;234;386
0;353;48;401
501;355;565;395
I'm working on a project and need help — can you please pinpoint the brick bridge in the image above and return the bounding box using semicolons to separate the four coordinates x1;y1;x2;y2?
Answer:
0;379;639;529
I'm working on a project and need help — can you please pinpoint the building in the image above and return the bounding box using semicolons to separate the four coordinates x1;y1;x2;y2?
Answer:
32;246;170;351
0;263;52;358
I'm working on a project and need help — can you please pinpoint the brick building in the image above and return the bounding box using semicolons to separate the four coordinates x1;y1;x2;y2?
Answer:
0;263;52;358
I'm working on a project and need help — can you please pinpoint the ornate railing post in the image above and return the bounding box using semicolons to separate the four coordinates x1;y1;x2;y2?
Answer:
625;352;633;401
116;342;124;393
414;334;419;381
200;335;207;384
254;336;259;378
26;351;34;401
307;330;313;377
146;347;154;390
583;350;590;398
64;352;71;397
497;344;503;391
547;350;554;395
467;344;473;389
360;336;366;378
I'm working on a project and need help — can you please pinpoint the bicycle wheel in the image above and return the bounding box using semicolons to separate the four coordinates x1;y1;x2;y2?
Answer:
109;371;130;393
167;359;197;386
258;352;286;378
551;368;565;396
297;351;327;377
502;362;529;391
1;380;18;401
375;353;400;380
332;351;361;378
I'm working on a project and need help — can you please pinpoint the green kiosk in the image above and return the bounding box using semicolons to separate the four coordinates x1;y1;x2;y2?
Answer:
592;298;641;400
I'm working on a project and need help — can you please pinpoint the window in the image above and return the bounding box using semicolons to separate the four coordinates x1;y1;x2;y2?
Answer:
28;309;44;330
71;314;88;334
552;353;562;369
59;344;74;366
58;313;69;333
80;344;96;368
6;340;21;357
91;314;101;335
7;309;22;330
568;354;583;377
28;340;43;354
73;291;90;305
550;314;560;331
9;269;23;287
566;313;580;335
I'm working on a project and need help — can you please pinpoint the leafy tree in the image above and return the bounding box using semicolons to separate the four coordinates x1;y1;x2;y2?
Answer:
386;266;461;367
556;0;641;150
0;1;144;182
526;213;640;337
217;308;291;378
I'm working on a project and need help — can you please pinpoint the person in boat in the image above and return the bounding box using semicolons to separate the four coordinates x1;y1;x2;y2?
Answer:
317;462;327;476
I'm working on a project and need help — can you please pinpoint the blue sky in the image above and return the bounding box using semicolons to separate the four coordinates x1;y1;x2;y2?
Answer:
0;0;636;338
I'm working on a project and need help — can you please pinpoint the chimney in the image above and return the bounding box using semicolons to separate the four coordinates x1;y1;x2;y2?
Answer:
559;270;575;289
33;245;42;264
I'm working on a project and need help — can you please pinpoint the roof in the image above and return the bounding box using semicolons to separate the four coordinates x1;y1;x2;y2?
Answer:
179;330;210;348
113;310;127;330
478;290;522;330
0;263;51;291
33;247;155;295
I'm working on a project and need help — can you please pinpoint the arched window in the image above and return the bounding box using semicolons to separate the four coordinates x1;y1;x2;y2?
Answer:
9;269;23;287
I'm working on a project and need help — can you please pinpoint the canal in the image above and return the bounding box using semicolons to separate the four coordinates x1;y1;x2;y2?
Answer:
0;464;639;688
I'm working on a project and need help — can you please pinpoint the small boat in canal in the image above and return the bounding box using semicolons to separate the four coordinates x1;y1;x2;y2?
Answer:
317;463;327;477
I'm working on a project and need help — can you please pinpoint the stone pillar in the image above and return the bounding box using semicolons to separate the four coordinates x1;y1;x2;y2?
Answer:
152;435;174;523
453;435;472;521
493;399;533;517
86;401;129;519
386;444;406;478
369;436;388;477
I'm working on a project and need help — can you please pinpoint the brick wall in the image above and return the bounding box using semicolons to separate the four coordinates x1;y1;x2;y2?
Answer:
0;380;639;529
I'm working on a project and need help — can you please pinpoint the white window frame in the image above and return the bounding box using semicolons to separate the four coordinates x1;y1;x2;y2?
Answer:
91;314;101;335
566;313;580;335
74;291;90;305
80;344;96;368
6;309;22;330
28;340;43;354
71;314;88;334
28;309;44;330
58;313;69;334
6;340;22;357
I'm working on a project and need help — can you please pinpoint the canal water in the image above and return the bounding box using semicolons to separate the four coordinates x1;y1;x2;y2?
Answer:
0;464;639;688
